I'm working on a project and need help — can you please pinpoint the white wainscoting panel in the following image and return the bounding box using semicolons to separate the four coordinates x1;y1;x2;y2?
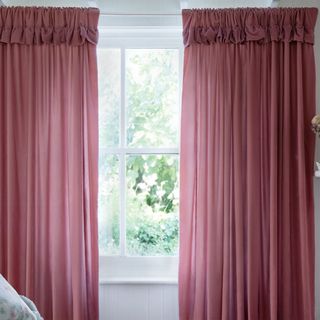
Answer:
99;283;179;320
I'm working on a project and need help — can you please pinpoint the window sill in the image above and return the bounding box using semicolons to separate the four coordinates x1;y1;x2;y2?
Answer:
99;277;178;285
99;256;179;280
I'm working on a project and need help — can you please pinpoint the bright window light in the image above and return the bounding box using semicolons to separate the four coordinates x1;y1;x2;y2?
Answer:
98;48;180;257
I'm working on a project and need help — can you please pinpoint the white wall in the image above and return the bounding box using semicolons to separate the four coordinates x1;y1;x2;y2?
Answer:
97;0;180;14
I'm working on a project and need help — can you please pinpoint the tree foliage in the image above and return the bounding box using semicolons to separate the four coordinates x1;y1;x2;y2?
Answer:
98;49;179;256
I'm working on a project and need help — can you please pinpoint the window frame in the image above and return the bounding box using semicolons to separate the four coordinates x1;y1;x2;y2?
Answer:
98;27;183;281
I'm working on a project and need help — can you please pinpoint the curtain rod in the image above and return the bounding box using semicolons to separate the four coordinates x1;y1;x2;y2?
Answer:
99;13;182;17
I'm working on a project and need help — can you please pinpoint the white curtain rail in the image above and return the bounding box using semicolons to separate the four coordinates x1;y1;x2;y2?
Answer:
99;13;182;16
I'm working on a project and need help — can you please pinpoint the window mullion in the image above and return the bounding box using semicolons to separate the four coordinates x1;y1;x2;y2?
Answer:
125;148;179;154
102;147;179;154
119;46;126;256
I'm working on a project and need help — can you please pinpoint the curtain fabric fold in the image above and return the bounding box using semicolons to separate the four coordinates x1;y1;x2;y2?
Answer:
0;7;99;320
179;7;318;320
183;8;317;46
0;7;99;45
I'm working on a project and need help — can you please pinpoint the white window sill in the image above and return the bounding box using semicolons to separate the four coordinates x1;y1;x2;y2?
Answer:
99;256;179;281
99;277;178;285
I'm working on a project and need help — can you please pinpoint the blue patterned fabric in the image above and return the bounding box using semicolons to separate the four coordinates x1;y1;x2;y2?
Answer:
0;275;40;320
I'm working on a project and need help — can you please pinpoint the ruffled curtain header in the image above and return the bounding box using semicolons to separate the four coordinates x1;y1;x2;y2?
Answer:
0;7;99;45
183;8;318;46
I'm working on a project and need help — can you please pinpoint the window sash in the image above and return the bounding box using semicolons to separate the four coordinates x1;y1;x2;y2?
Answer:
98;33;182;266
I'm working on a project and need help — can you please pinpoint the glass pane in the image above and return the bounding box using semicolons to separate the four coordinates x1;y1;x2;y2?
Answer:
126;49;179;148
126;155;179;256
98;153;120;255
98;48;121;147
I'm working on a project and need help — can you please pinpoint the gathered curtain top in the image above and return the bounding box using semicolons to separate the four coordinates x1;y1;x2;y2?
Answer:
0;7;99;45
182;8;318;46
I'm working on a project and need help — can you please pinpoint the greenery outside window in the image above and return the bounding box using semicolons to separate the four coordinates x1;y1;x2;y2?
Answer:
98;40;181;265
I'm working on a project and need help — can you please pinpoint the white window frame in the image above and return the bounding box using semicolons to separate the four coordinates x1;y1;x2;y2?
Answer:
98;25;183;282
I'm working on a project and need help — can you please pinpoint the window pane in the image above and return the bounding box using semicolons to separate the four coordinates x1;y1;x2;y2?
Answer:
98;48;121;147
126;155;179;256
126;49;179;148
99;153;120;255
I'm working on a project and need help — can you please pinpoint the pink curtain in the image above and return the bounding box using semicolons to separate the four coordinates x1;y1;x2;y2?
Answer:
0;7;99;320
180;8;318;320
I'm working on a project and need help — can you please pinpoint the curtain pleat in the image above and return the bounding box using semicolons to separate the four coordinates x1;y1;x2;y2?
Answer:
0;7;99;320
180;8;317;320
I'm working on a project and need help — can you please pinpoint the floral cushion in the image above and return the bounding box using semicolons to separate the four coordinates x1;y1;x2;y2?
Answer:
0;275;36;320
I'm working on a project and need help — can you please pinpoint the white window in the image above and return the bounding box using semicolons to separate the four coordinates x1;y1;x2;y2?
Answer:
98;28;182;280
